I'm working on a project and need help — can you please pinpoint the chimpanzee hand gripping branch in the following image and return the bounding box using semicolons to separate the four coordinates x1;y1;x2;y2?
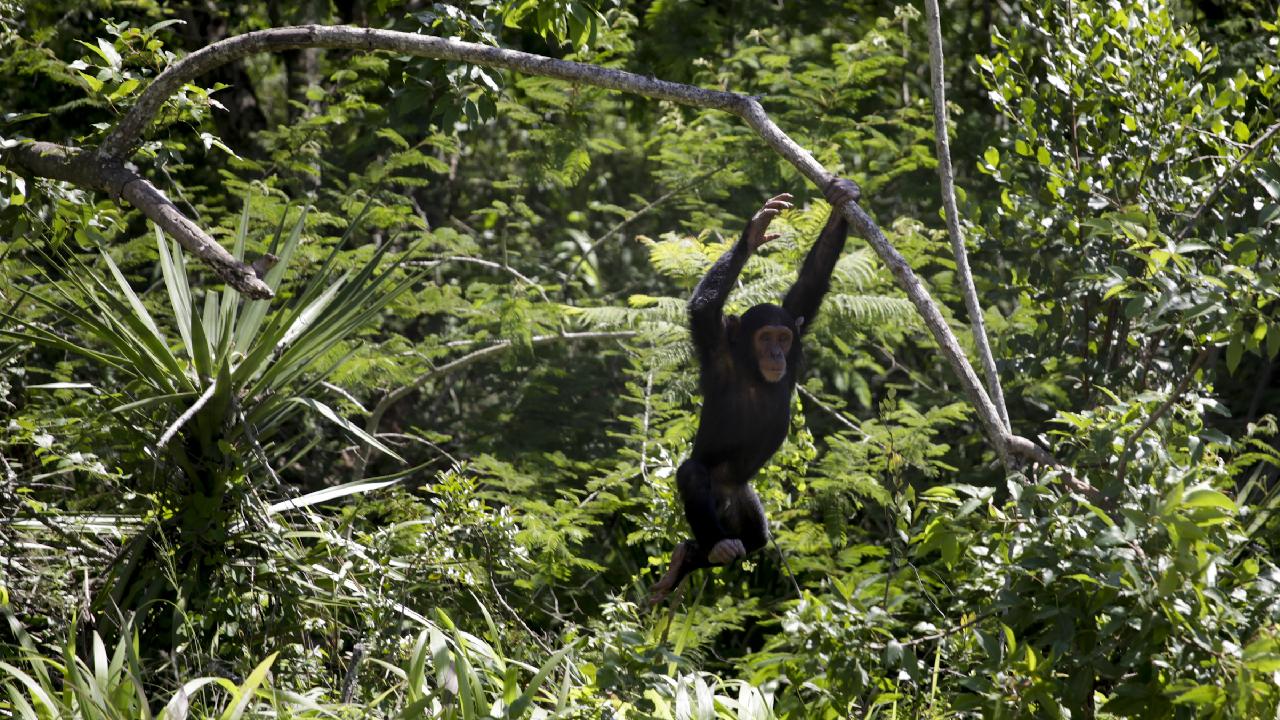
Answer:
649;178;861;604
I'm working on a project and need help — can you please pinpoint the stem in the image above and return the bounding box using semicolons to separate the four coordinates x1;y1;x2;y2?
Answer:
566;161;732;280
1175;120;1280;242
1115;347;1213;486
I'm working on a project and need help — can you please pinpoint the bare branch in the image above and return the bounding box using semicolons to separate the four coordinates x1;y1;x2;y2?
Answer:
407;256;551;304
924;0;1010;431
567;160;732;279
10;23;1058;470
0;141;272;299
100;25;745;160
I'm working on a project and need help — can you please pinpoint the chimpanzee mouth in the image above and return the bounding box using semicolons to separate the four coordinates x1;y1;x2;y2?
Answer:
761;367;786;382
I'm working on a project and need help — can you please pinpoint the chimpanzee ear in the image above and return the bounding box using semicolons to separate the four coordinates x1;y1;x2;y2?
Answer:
724;314;741;340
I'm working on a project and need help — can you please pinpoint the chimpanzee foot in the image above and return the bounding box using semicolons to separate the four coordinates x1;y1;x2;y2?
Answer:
708;538;746;564
648;540;692;605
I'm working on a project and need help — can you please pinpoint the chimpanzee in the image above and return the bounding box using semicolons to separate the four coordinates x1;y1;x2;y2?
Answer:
649;177;861;604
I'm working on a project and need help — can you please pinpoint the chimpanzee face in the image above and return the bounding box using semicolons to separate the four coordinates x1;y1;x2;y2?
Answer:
735;303;798;383
752;325;793;382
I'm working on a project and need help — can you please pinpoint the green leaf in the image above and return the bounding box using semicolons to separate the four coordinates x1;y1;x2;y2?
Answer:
507;642;576;716
290;398;403;462
1232;120;1250;143
1172;684;1220;705
265;477;401;515
77;71;103;93
1182;486;1236;512
984;147;1000;168
156;229;194;360
1226;332;1244;373
216;652;277;720
1183;46;1202;69
96;38;122;70
0;662;57;715
234;206;309;350
1036;146;1051;166
108;77;139;101
375;127;410;150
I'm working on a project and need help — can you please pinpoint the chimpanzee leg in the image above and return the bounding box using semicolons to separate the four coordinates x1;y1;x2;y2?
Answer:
733;484;770;555
676;458;727;555
649;459;725;603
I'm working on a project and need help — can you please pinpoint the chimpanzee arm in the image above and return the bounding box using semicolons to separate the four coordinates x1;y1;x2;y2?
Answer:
782;179;859;333
689;193;794;359
688;235;751;359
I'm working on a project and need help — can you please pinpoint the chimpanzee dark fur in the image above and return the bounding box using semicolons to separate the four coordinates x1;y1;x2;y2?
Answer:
650;178;859;602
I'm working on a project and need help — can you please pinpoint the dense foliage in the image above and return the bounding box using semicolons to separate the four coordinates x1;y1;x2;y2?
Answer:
2;0;1279;717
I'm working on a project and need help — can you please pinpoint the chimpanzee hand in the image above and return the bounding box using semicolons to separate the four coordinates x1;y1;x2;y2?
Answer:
746;193;794;252
823;177;861;207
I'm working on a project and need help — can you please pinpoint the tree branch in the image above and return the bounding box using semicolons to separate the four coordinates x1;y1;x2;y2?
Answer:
99;26;744;161
14;23;1059;472
923;0;1010;432
566;160;732;279
0;141;272;298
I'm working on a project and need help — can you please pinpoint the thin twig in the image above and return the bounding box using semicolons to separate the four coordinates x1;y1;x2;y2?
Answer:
639;366;655;483
1115;346;1213;485
769;534;804;599
566;161;733;279
797;385;870;440
407;256;551;304
868;608;997;650
237;398;283;487
1175;120;1280;242
321;381;367;413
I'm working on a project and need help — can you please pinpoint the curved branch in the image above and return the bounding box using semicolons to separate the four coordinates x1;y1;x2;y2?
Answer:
0;141;272;299
100;25;744;160
50;24;1052;470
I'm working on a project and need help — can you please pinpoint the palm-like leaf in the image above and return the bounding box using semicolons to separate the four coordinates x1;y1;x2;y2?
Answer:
4;195;417;477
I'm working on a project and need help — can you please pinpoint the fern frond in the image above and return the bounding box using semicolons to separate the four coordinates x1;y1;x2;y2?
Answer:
568;305;645;329
832;250;879;288
825;294;918;328
647;235;719;281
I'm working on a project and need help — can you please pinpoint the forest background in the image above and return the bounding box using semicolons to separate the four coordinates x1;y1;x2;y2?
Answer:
1;0;1279;717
